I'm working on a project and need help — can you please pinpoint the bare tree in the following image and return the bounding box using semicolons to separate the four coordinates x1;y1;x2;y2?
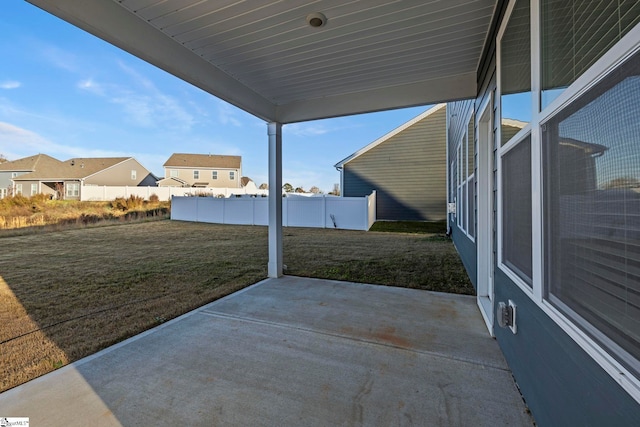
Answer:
329;183;340;196
0;154;8;163
309;186;322;194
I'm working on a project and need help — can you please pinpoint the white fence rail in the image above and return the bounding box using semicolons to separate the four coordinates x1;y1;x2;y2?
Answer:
171;191;377;231
80;185;268;201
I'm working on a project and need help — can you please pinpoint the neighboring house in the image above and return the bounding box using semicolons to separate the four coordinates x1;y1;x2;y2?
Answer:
12;157;157;200
0;154;64;198
158;153;241;188
334;104;447;221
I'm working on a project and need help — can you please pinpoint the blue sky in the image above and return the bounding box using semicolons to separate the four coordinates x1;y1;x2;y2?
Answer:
0;1;428;193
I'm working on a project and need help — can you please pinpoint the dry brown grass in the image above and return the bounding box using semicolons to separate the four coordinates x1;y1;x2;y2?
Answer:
0;220;471;392
0;194;170;232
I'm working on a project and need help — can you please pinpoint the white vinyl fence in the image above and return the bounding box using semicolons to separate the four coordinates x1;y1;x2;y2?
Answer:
171;191;377;231
80;185;268;201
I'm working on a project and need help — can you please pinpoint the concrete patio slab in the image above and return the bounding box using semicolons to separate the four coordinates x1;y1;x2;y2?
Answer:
0;277;534;426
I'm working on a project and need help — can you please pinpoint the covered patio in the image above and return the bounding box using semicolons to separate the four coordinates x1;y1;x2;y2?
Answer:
0;276;532;426
23;0;497;278
0;1;537;424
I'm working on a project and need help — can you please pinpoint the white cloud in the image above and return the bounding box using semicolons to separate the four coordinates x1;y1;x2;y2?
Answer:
40;44;79;72
217;101;242;127
77;78;104;96
0;81;21;90
77;62;196;131
285;123;331;137
0;121;90;159
0;121;169;174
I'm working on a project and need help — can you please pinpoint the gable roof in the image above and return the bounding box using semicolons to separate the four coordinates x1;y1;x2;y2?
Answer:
164;153;241;169
0;153;63;172
14;157;132;181
334;104;446;168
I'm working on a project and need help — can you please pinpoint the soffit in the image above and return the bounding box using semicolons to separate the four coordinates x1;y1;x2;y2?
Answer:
26;0;497;123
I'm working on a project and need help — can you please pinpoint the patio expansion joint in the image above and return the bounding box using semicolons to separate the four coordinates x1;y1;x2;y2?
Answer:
198;310;511;373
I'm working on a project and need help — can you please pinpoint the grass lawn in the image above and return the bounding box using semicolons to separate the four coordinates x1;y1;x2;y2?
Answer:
0;220;472;392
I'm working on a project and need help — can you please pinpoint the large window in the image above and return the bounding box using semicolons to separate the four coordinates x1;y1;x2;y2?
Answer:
543;49;640;376
502;136;532;286
15;184;22;195
541;0;640;108
30;183;38;196
455;116;476;240
66;183;79;198
499;0;533;287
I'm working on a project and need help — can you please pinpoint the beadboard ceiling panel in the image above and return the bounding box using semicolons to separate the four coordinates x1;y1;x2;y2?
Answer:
26;0;497;123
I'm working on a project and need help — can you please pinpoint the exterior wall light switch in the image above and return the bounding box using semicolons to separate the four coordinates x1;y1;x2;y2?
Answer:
497;300;517;334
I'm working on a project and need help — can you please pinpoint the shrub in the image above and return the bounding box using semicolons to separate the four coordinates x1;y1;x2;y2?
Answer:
148;193;160;203
110;195;145;211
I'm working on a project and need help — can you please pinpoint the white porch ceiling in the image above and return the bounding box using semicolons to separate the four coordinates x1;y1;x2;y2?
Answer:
26;0;497;123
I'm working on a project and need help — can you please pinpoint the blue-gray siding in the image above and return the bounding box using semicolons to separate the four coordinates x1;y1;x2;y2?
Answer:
494;269;640;425
343;106;447;221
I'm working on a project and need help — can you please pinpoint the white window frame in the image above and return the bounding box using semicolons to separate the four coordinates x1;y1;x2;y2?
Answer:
212;170;218;180
170;169;179;178
11;172;18;178
30;183;38;196
66;182;80;198
131;170;137;180
15;183;22;195
455;122;476;242
229;171;235;180
497;0;640;402
193;170;199;180
497;133;533;292
496;0;534;295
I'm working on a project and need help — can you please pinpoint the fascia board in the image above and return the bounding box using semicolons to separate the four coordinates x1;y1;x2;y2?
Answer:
276;73;476;124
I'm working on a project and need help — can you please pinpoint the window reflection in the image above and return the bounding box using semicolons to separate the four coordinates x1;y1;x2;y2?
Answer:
501;0;531;146
543;49;640;375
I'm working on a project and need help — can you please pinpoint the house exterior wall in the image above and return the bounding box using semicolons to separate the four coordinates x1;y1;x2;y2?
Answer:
84;158;155;186
448;0;640;424
0;171;29;195
343;106;447;221
162;167;241;188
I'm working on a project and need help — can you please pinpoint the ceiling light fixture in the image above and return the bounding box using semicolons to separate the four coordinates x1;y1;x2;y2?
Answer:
306;12;327;28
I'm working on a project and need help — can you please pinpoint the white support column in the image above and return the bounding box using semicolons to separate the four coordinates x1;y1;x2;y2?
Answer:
267;122;283;278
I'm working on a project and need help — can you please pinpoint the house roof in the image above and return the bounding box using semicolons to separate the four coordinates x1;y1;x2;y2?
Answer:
0;153;63;172
164;153;241;169
157;176;188;186
501;118;527;129
26;0;499;123
14;157;131;181
334;104;446;168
